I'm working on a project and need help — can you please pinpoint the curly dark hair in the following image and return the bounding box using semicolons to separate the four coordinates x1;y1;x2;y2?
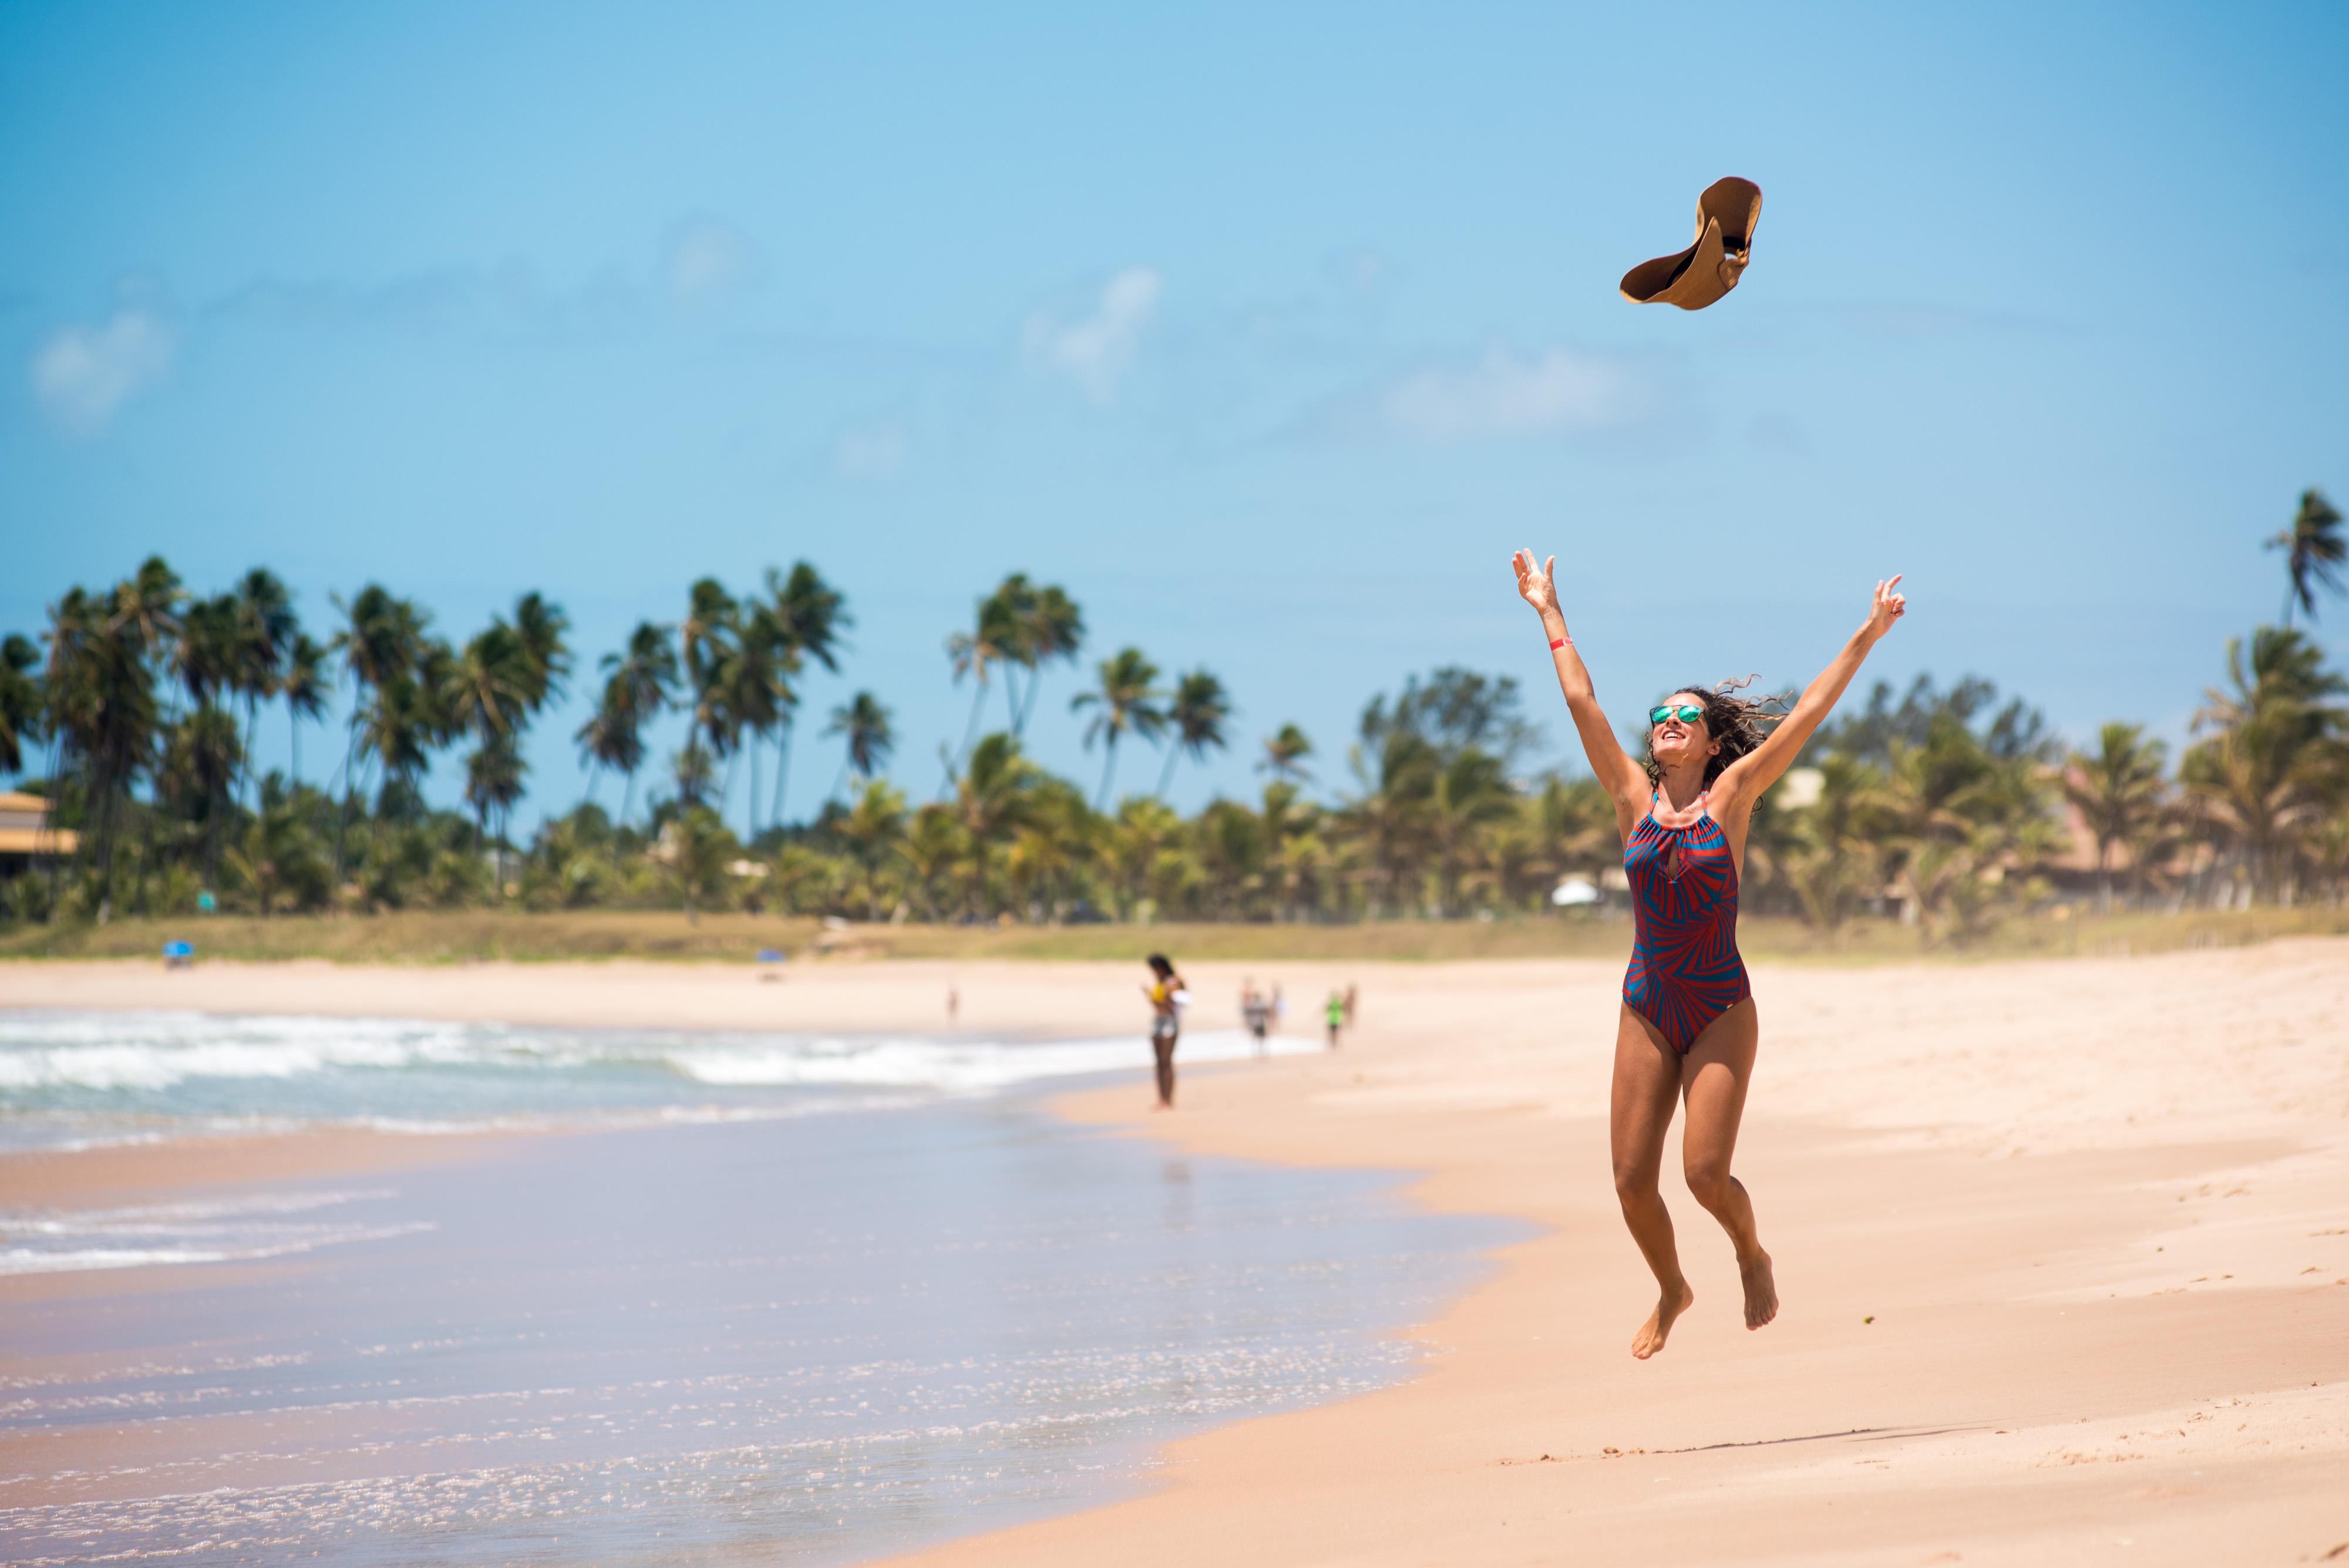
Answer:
1641;675;1793;788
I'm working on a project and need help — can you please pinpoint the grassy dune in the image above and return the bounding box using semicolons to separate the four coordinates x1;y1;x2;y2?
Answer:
2;905;2344;966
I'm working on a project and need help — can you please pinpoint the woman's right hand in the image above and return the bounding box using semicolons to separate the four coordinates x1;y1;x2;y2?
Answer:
1511;549;1561;617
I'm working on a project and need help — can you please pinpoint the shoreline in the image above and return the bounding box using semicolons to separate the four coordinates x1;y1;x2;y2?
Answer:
887;939;2349;1567
5;945;2347;1564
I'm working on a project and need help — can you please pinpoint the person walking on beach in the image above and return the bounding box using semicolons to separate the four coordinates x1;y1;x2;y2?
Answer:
1510;548;1906;1360
1143;954;1188;1109
1323;990;1345;1050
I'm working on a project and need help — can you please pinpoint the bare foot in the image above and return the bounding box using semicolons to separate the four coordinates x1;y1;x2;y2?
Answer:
1631;1281;1695;1360
1740;1251;1778;1330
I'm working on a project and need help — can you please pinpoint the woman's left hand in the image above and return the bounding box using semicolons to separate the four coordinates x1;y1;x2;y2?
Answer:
1511;550;1562;618
1862;575;1906;641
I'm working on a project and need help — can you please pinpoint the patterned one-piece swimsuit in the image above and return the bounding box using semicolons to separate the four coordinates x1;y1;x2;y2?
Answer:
1622;792;1751;1052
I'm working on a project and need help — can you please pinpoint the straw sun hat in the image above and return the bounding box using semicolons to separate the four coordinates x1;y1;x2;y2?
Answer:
1620;177;1762;310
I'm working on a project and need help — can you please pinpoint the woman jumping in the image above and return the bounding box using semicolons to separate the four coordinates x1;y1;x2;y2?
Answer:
1510;549;1906;1359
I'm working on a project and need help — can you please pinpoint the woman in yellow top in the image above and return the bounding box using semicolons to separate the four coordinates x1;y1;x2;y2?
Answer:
1142;953;1187;1109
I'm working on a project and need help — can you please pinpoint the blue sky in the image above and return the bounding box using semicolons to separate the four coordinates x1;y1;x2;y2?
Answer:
4;0;2344;826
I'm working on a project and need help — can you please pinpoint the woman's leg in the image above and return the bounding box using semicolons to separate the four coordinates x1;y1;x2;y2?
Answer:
1153;1034;1177;1107
1610;1004;1693;1359
1678;998;1776;1330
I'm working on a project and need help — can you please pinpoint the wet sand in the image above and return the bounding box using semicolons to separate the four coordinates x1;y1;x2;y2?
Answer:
6;943;2348;1564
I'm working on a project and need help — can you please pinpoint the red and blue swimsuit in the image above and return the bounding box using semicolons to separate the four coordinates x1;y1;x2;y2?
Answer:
1622;793;1751;1052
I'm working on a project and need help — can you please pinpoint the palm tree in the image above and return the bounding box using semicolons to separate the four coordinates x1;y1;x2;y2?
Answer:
1258;722;1314;783
718;620;787;834
113;558;184;673
948;732;1038;916
2269;488;2345;627
946;595;1018;772
574;687;640;813
759;561;850;830
608;621;680;719
507;592;571;711
1156;668;1231;796
595;622;677;825
2062;723;2170;912
1105;795;1182;918
355;672;439;812
984;574;1040;729
225;792;325;918
680;578;739;693
46;583;163;890
1014;584;1084;737
162;703;241;884
1424;746;1516;914
671;742;716;810
2185;629;2345;903
1338;729;1438;917
111;557;186;905
279;634;328;785
0;634;45;778
900;805;966;919
174;594;240;714
464;734;529;864
2181;718;2327;905
667;803;738;921
1257;779;1333;921
448;621;534;848
115;556;186;860
1071;647;1165;809
678;580;749;813
329;585;431;881
228;568;297;807
836;778;909;917
444;620;529;737
1781;754;1890;938
823;691;896;800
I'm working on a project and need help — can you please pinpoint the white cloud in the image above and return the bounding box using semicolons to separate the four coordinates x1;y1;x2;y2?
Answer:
1379;345;1643;442
665;217;765;307
30;305;176;436
1025;267;1161;403
832;418;910;480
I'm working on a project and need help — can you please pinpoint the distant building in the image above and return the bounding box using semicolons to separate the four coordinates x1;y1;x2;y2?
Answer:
0;790;77;872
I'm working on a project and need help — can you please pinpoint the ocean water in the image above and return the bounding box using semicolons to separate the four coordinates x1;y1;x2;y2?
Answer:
0;1008;1324;1164
0;1012;1515;1566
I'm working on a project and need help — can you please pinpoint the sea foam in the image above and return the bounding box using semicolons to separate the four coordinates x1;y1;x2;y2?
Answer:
0;1188;434;1276
0;1010;1320;1151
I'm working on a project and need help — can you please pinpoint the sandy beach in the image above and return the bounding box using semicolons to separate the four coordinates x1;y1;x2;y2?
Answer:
4;943;2347;1564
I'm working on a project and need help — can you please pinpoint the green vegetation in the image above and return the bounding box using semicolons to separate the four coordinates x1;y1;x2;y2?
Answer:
5;906;2344;967
3;490;2345;959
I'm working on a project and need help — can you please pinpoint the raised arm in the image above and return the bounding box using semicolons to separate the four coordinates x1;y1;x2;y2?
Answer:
1715;576;1907;812
1510;549;1648;828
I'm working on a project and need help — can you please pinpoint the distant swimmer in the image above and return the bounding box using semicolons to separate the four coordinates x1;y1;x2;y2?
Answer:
1242;983;1270;1056
1143;953;1190;1109
1511;547;1906;1360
